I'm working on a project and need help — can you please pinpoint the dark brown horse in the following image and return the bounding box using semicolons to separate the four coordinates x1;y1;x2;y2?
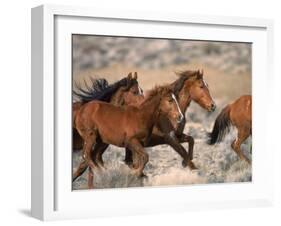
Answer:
73;70;216;182
74;86;183;188
72;72;144;150
208;95;252;163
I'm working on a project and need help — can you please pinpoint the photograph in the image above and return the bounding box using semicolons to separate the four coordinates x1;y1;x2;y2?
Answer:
71;35;252;190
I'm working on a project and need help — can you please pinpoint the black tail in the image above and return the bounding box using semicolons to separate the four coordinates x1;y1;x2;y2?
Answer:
208;105;231;145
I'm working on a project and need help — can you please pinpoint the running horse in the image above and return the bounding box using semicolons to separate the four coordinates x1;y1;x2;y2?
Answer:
72;72;144;150
74;86;184;188
73;69;216;179
208;95;252;163
122;70;216;169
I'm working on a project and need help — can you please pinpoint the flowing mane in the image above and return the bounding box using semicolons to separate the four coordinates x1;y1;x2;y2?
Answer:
73;76;138;103
172;70;203;95
140;85;172;107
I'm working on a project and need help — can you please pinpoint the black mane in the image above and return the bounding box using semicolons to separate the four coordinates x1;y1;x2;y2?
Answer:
73;76;136;103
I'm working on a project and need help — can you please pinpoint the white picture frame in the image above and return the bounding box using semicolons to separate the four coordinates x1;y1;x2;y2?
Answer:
31;4;274;221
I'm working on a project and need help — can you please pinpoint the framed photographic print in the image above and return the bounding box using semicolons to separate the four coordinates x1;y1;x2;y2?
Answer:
31;4;274;221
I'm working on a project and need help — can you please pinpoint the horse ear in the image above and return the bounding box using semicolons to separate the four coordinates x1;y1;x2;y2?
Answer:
133;72;138;79
196;70;203;79
200;69;204;76
127;72;132;79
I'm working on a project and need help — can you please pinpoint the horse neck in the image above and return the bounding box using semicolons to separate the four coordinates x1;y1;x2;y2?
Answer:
110;88;124;106
105;79;128;105
140;95;162;120
171;82;192;114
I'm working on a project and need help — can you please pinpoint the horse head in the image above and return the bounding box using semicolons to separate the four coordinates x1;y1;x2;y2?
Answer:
118;72;144;106
175;69;216;112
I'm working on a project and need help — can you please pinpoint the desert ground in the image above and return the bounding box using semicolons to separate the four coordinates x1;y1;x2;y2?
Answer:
72;36;252;189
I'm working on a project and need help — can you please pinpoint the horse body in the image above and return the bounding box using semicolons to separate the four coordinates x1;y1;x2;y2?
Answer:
72;72;144;150
73;70;216;186
230;95;251;131
75;86;182;188
124;70;216;169
76;98;160;148
208;95;252;163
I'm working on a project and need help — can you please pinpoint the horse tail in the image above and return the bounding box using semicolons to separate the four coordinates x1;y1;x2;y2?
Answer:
208;105;231;145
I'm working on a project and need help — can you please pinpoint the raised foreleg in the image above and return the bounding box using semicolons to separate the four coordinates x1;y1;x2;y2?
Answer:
177;133;196;169
164;132;197;170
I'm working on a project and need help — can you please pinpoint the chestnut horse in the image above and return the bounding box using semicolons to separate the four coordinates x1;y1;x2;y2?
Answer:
73;70;216;182
74;86;183;188
123;70;216;169
208;95;252;163
72;72;144;150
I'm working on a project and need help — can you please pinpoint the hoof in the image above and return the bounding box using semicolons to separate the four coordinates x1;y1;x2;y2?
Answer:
188;161;198;170
126;163;135;169
124;159;133;167
88;182;94;189
132;169;147;178
182;160;198;170
139;172;148;178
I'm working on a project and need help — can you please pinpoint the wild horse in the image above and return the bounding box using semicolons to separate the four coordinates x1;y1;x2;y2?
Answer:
123;70;216;169
73;70;216;184
74;86;184;188
72;72;144;150
208;95;252;163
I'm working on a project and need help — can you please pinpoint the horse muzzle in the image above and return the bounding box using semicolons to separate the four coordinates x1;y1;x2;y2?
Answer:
177;114;185;124
209;103;216;112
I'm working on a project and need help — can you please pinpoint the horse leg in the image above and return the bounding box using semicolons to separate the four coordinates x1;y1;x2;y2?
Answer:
72;142;106;182
164;132;197;170
82;133;101;188
88;166;94;189
178;133;197;169
231;128;251;164
72;136;95;183
124;134;166;168
127;139;149;177
82;135;98;170
124;148;133;167
73;160;88;182
73;128;83;150
125;148;133;166
94;143;109;168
